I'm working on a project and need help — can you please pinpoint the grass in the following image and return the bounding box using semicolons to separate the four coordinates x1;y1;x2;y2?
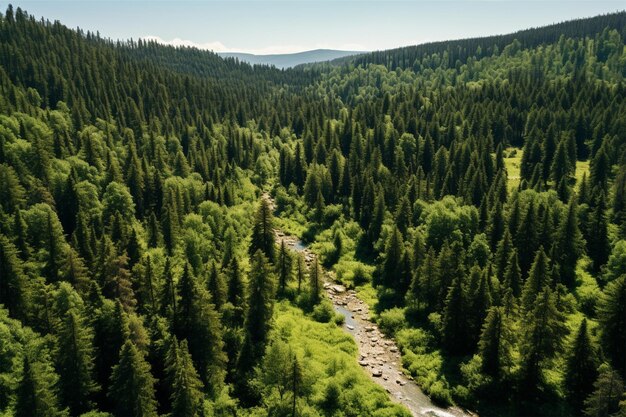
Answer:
503;148;590;192
266;302;412;416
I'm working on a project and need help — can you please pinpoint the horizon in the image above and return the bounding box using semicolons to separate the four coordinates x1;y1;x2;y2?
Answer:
8;1;626;55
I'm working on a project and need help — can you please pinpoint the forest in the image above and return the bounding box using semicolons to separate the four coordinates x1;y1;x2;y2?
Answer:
0;4;625;417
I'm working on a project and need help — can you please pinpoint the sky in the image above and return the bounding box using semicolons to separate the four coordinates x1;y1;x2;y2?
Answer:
7;1;626;54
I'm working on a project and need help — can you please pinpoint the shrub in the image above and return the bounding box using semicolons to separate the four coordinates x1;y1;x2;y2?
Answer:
311;299;335;323
377;308;407;336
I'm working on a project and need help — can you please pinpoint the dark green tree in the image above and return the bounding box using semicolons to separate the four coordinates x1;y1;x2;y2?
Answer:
249;198;276;263
565;319;598;411
108;340;158;417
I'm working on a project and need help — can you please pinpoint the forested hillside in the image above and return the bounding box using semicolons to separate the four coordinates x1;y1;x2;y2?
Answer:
0;4;625;417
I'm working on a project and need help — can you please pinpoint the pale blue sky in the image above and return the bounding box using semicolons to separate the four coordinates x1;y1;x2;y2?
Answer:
7;1;625;54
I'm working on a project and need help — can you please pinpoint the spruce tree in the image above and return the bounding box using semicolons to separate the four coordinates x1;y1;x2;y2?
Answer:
238;250;276;374
175;263;226;395
309;257;323;306
249;198;276;263
520;247;551;312
55;309;99;415
108;340;158;417
551;196;584;288
478;307;511;380
597;275;626;377
207;261;226;310
442;275;470;354
277;240;293;296
0;234;27;318
15;351;65;417
584;363;624;417
165;338;204;417
519;287;568;394
565;319;598;411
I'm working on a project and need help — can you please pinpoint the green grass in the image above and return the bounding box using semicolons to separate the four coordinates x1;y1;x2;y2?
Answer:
503;148;590;192
264;302;412;416
503;148;522;192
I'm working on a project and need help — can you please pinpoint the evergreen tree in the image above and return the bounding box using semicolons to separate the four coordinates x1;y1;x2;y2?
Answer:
584;363;624;417
175;263;226;395
108;340;158;417
521;247;551;312
478;307;511;380
15;350;65;417
249;198;276;263
551;196;584;288
442;275;470;354
587;191;611;273
55;309;99;415
238;250;276;373
165;338;204;417
277;240;293;296
0;234;27;318
503;250;522;298
309;257;323;306
519;287;568;394
597;275;626;377
565;319;598;411
207;261;227;310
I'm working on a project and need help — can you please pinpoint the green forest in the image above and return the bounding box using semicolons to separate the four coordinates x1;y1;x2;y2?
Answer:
0;4;625;417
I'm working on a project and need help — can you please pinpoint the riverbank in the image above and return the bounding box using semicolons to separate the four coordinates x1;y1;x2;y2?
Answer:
273;227;473;417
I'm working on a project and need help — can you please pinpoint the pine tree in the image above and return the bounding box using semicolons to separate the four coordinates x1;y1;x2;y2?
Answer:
238;250;276;375
521;247;551;312
249;198;276;263
584;363;624;417
380;227;404;292
277;240;293;296
503;250;522;297
55;309;99;415
108;340;158;417
551;196;584;288
207;261;226;310
442;275;470;354
516;200;539;277
565;319;598;411
494;227;513;278
597;275;626;377
15;350;65;417
519;287;568;394
175;263;226;395
309;257;323;306
165;338;204;417
0;234;27;318
478;307;511;380
587;190;611;273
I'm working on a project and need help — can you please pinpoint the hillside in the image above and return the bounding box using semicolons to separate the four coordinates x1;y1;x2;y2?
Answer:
218;49;363;69
330;10;626;69
0;4;625;417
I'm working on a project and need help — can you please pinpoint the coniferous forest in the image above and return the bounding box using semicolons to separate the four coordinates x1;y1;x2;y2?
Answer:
0;4;626;417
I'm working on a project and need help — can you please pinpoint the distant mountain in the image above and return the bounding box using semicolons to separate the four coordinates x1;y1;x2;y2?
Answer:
218;49;364;69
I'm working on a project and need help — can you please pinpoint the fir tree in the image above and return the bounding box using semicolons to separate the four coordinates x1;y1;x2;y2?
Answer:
108;340;158;417
478;307;511;380
584;363;624;417
15;350;65;417
565;319;598;411
551;196;584;288
165;338;204;417
249;198;276;263
55;309;99;415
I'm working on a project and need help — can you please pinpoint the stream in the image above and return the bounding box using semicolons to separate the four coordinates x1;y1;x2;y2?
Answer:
273;228;474;417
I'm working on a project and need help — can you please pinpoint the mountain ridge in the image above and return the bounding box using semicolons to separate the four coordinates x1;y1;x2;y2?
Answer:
217;48;364;68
